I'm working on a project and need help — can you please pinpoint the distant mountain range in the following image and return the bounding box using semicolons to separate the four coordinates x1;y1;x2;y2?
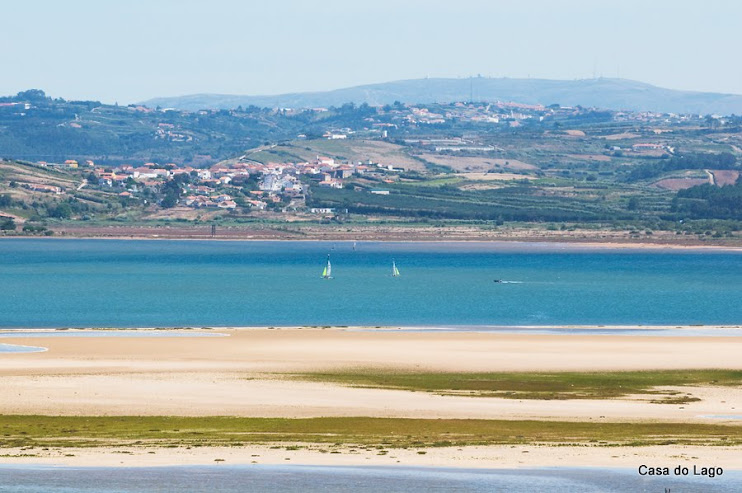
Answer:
142;77;742;115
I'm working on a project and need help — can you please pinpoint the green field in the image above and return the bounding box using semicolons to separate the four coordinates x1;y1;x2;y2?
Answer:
307;181;632;222
291;369;742;402
1;416;741;450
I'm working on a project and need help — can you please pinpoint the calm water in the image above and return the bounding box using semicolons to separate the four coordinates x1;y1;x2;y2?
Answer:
0;343;46;353
0;330;227;338
3;240;742;491
1;239;742;328
0;465;740;493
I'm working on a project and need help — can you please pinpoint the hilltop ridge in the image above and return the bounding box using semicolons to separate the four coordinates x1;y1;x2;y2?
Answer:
142;77;742;115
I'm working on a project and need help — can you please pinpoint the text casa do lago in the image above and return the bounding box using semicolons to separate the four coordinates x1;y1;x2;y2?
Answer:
639;465;723;478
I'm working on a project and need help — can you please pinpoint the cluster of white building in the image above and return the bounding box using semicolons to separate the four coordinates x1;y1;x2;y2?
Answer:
85;151;400;212
245;155;377;193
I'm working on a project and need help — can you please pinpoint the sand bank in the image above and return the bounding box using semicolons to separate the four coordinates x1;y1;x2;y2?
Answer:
1;328;741;422
3;327;742;372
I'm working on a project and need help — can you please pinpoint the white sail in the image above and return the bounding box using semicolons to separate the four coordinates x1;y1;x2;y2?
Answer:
322;254;332;279
392;259;400;277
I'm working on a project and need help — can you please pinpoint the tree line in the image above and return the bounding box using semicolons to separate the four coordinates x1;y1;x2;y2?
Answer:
627;152;737;182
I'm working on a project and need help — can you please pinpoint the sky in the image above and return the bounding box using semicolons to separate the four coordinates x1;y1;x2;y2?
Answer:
3;0;741;103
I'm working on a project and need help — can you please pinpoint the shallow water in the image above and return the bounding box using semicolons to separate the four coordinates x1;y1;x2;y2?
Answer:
0;343;46;353
0;330;227;338
0;465;739;493
1;239;741;328
366;326;742;336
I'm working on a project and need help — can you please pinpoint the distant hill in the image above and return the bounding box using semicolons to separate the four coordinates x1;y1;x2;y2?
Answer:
142;77;742;115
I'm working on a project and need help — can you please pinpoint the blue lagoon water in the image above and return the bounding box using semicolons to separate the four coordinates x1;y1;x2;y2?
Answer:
0;331;227;338
1;465;740;493
1;239;741;328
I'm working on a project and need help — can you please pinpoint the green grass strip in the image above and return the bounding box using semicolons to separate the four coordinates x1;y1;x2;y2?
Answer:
1;416;741;449
292;369;742;401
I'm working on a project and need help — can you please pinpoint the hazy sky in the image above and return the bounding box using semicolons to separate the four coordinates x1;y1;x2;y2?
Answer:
3;0;741;103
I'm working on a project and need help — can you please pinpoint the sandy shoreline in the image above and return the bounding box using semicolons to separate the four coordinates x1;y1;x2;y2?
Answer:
1;328;742;421
3;443;742;470
3;233;742;252
4;326;742;371
2;324;741;333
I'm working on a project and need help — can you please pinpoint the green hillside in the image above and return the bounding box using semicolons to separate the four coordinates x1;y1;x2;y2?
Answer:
1;88;742;240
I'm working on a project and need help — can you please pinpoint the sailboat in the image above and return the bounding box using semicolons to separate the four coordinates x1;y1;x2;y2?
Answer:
392;259;400;277
321;254;333;279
